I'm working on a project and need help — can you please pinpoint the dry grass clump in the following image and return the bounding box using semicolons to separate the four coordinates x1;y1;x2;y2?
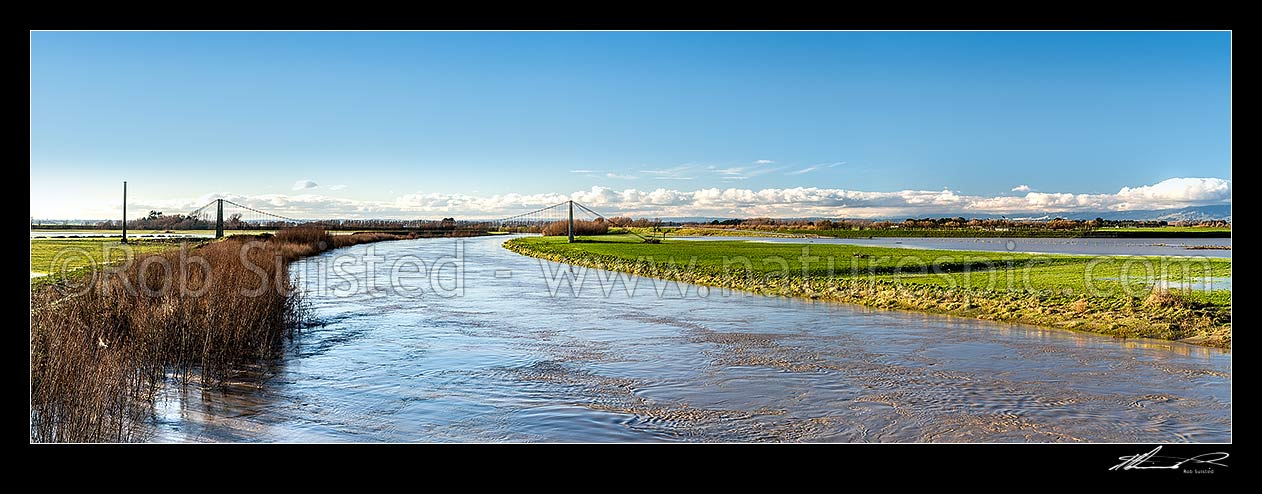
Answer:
1144;288;1190;308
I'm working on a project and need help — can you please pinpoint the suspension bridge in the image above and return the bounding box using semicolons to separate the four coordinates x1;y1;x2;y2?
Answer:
489;200;652;242
122;193;653;243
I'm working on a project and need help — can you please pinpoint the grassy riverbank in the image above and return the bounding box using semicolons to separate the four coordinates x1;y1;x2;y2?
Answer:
29;227;408;442
504;235;1231;348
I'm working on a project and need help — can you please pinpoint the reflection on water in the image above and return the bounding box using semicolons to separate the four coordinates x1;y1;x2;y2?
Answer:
144;236;1231;443
1155;277;1232;291
1098;276;1232;292
673;236;1232;259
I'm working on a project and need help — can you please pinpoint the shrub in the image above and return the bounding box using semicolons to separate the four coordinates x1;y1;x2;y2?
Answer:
540;219;609;236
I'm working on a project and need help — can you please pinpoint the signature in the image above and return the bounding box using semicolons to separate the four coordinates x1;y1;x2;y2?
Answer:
1110;446;1230;471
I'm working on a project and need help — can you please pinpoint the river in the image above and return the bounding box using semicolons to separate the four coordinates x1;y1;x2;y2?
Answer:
145;235;1231;442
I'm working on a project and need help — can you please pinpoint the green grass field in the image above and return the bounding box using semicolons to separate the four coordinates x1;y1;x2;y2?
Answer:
506;235;1232;346
30;238;194;283
31;229;271;236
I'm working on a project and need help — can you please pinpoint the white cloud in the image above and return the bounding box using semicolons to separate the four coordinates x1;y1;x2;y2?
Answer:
569;169;597;174
605;172;638;179
1114;177;1231;208
710;164;781;181
57;177;1227;221
292;180;318;190
971;178;1231;213
328;184;348;191
685;160;791;181
1011;185;1031;192
786;162;845;176
640;165;695;180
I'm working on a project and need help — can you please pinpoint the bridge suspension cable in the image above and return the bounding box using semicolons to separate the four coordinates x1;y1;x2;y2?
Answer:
221;199;305;223
490;200;650;241
180;198;307;237
494;201;571;224
176;196;653;243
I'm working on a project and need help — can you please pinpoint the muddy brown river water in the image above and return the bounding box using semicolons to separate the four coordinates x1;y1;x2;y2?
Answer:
145;235;1231;442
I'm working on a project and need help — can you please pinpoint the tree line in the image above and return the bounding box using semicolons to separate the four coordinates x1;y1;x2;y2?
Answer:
692;217;1229;231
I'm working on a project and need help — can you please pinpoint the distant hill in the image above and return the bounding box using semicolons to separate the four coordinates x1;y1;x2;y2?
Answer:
664;205;1232;223
1006;205;1232;222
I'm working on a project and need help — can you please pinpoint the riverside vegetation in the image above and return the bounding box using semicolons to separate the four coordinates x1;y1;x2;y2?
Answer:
505;235;1231;348
29;227;408;442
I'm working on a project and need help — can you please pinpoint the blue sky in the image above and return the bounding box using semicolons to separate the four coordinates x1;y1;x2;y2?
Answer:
30;31;1231;219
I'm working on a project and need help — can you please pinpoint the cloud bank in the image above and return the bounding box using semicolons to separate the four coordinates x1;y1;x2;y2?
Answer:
113;177;1230;220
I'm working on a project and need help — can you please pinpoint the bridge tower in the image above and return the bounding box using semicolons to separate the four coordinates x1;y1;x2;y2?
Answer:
121;181;128;244
215;199;224;239
568;200;574;243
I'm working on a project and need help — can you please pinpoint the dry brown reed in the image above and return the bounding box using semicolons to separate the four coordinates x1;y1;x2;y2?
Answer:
540;219;609;236
30;226;406;442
